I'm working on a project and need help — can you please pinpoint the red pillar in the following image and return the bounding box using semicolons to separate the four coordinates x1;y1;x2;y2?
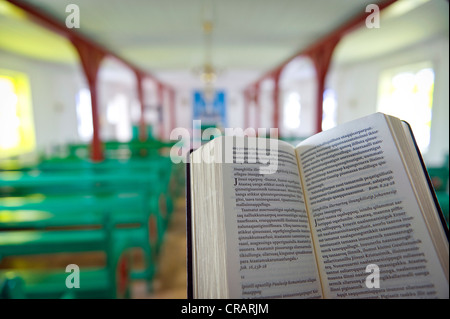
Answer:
71;39;106;162
135;71;147;142
272;70;282;134
169;89;176;134
306;38;340;134
243;90;250;129
157;83;164;140
253;83;260;134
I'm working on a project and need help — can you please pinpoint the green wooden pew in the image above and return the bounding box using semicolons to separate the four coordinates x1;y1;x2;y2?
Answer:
0;170;156;195
0;193;148;228
0;198;159;283
37;156;175;215
0;194;163;282
62;140;176;161
427;155;449;226
0;170;166;286
0;154;177;279
2;150;178;224
0;274;25;299
34;157;176;227
0;213;132;299
0;137;181;298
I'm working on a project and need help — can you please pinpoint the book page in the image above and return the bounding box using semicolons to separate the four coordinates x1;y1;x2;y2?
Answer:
296;113;448;298
190;143;229;298
221;137;323;298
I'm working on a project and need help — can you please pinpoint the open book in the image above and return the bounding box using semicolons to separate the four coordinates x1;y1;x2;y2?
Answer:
187;113;449;299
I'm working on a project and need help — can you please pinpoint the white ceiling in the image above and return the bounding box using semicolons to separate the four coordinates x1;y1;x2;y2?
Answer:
0;0;448;88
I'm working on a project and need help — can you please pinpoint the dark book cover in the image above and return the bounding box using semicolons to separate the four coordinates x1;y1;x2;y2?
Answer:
186;149;194;299
402;121;449;240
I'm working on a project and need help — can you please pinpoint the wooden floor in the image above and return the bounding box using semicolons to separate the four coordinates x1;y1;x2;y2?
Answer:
132;196;188;299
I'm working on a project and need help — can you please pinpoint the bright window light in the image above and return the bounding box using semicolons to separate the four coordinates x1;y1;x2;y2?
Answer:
0;77;20;149
76;88;93;142
0;70;35;159
107;93;132;142
377;62;434;153
322;89;337;131
284;92;301;130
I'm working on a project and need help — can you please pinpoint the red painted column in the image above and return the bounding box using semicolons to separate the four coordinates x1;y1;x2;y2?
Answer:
253;83;260;134
157;83;165;140
243;90;250;129
272;70;282;134
306;38;340;134
71;39;106;162
169;89;176;134
135;71;147;142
